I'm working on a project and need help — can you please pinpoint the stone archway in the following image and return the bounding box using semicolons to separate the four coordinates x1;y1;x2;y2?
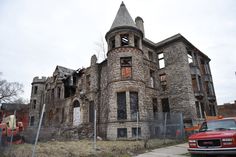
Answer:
72;100;81;126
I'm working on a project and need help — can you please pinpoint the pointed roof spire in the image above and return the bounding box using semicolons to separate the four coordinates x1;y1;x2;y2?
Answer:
110;1;137;30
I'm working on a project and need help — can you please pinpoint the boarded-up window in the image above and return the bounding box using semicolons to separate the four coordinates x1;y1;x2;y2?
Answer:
161;98;170;112
89;101;94;123
130;92;138;120
121;57;132;79
117;92;127;120
117;128;127;138
160;73;167;90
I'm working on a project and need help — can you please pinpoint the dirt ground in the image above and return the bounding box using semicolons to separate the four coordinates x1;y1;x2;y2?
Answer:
1;139;182;157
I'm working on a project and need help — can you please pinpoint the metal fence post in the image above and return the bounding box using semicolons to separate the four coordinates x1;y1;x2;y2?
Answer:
32;104;45;157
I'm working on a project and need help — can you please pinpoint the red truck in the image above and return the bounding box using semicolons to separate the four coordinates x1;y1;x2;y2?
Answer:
188;117;236;157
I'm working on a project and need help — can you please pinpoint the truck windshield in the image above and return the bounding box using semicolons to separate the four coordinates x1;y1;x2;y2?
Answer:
199;119;236;132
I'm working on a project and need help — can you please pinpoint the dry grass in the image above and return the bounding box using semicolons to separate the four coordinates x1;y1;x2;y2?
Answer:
2;139;180;157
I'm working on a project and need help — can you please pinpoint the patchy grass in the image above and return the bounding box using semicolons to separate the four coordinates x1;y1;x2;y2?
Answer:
2;139;183;157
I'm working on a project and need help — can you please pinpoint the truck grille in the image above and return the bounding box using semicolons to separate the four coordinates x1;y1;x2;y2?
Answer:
198;139;221;147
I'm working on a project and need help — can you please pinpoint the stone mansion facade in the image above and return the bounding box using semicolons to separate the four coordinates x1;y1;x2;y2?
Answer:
29;2;217;139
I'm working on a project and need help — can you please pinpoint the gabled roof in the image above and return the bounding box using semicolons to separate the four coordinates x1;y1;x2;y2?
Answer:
110;2;137;30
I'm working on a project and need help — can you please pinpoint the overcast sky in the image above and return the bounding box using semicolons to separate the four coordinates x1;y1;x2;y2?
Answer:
0;0;235;105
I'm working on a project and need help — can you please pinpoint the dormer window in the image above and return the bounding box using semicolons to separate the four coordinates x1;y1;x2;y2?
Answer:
121;34;129;46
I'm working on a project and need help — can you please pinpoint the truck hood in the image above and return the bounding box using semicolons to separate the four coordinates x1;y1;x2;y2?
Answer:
189;130;236;140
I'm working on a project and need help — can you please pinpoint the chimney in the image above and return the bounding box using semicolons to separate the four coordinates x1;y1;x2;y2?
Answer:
135;16;145;37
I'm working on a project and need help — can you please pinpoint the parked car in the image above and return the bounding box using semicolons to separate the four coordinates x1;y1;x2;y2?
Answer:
188;117;236;157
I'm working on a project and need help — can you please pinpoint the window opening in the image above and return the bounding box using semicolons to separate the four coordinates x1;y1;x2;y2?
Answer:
150;70;155;88
134;36;139;48
152;98;158;118
110;36;115;49
117;92;127;120
117;128;127;138
132;127;141;137
130;92;138;120
158;53;165;69
148;51;153;61
161;98;170;112
34;86;38;94
120;34;129;46
120;57;132;79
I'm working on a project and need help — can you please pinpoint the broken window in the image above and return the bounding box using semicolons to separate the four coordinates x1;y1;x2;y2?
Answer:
161;98;170;112
57;87;61;99
49;110;53;121
150;70;155;88
86;74;90;91
152;98;158;118
130;92;138;120
30;116;34;126
134;36;140;48
117;92;127;120
120;34;129;46
73;100;81;126
110;36;115;49
187;51;193;64
89;101;95;123
160;73;167;91
158;53;165;69
132;127;141;138
120;57;132;79
34;86;38;94
117;128;127;138
148;51;153;61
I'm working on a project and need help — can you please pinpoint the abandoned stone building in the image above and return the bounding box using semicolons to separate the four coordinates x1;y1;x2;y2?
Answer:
29;2;217;139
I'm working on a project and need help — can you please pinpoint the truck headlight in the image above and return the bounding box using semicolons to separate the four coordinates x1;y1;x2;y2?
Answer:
222;138;233;142
222;138;233;145
189;140;196;143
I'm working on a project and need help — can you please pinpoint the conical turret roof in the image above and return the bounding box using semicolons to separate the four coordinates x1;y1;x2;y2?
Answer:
110;2;137;30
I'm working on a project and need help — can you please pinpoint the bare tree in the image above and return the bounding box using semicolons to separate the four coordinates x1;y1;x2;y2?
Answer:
0;73;24;103
94;34;107;62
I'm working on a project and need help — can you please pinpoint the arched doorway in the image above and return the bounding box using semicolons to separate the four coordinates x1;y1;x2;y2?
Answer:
72;100;80;126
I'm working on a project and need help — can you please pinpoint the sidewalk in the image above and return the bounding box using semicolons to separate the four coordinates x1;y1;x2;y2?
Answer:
135;143;189;157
